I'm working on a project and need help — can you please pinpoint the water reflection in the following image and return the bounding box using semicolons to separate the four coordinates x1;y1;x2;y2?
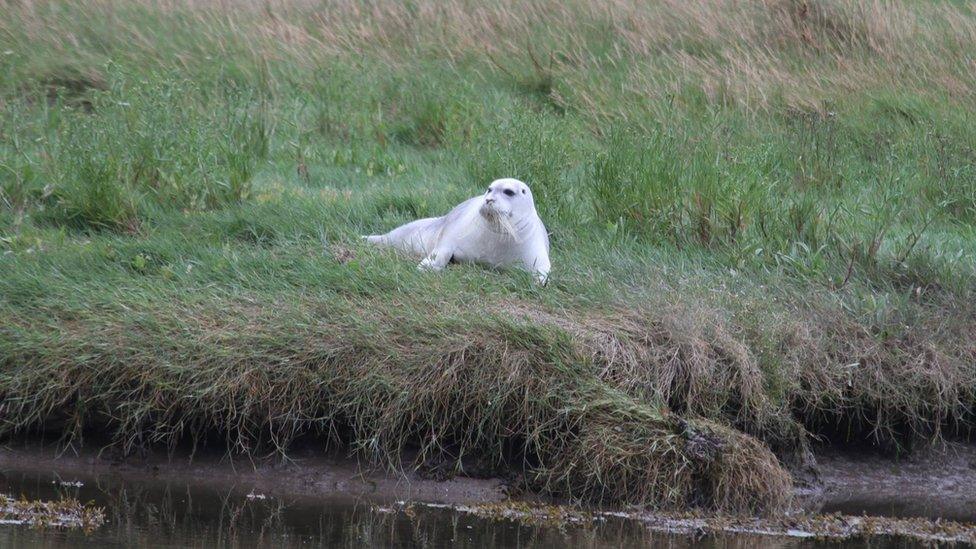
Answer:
0;469;933;548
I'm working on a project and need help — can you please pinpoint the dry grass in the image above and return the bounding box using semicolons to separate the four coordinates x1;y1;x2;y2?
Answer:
499;292;976;456
0;494;106;531
0;294;794;514
6;0;976;116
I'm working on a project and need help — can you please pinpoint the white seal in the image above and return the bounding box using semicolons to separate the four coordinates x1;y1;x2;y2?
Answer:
365;178;551;284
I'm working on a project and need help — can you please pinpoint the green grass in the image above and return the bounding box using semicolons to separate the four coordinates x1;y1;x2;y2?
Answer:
2;0;976;514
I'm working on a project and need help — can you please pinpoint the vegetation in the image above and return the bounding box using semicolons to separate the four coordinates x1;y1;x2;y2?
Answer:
0;494;105;530
2;0;975;514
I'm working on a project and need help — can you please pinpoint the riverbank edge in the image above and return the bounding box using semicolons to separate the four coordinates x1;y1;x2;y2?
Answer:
2;440;975;544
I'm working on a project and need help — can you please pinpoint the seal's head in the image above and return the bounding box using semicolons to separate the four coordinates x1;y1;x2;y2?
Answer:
480;178;535;224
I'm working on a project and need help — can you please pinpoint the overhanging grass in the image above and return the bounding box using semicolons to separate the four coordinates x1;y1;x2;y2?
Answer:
0;284;793;513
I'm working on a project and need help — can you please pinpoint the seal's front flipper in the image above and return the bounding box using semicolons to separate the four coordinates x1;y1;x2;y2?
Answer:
418;250;449;272
524;253;551;286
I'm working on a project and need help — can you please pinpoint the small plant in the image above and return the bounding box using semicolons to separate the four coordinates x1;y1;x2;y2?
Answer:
49;151;139;232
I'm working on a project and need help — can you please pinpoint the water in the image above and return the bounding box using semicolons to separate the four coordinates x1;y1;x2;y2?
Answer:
0;468;948;548
814;445;976;524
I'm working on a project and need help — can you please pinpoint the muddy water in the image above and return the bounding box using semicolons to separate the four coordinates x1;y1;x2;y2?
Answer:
0;468;944;549
813;444;976;523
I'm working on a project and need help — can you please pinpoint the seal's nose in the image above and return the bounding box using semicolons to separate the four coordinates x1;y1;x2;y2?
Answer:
485;196;495;204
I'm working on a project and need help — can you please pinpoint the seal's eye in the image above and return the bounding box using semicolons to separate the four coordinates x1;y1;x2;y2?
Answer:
503;189;515;197
486;188;491;193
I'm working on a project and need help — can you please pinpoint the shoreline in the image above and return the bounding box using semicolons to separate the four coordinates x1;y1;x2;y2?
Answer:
0;440;509;507
2;440;975;520
2;440;976;544
813;442;976;522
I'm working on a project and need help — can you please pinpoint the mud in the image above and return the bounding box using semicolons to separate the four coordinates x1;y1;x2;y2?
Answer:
400;501;976;544
0;441;508;506
2;439;975;545
811;442;976;522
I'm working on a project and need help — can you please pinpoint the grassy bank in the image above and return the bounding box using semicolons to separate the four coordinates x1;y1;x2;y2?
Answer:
2;0;975;514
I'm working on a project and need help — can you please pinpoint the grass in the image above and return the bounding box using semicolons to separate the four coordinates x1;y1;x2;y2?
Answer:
1;0;976;515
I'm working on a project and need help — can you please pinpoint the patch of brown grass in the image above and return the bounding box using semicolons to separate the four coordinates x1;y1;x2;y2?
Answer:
0;494;106;531
4;0;975;114
498;287;976;458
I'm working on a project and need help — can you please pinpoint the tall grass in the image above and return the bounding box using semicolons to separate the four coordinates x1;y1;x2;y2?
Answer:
2;73;269;231
2;0;976;514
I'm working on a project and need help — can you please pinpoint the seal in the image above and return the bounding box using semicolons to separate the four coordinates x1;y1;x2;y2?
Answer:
364;178;551;284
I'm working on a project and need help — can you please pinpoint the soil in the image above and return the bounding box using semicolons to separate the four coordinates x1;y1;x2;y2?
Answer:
810;441;976;522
